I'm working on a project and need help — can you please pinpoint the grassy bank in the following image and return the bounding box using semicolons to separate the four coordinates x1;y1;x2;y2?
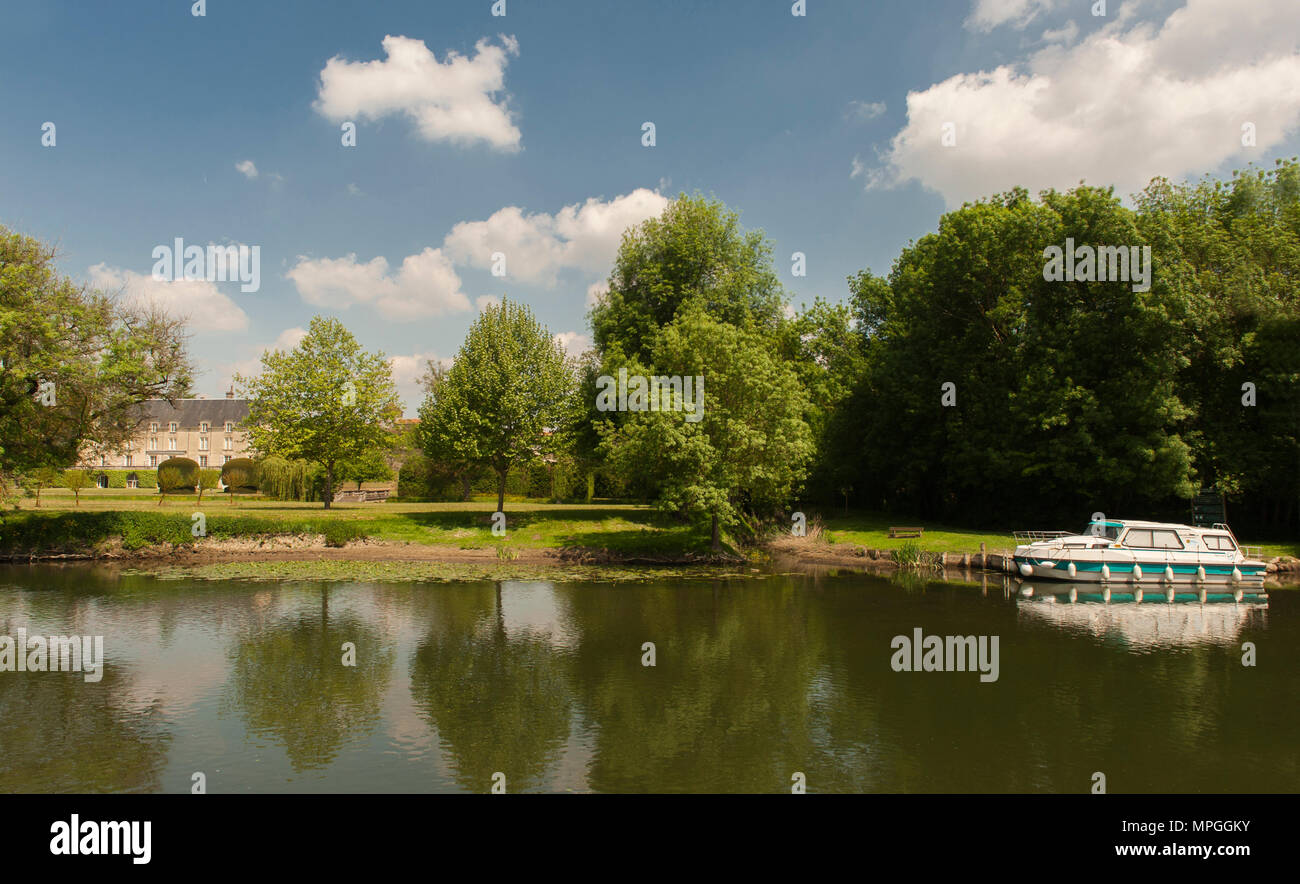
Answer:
0;491;716;559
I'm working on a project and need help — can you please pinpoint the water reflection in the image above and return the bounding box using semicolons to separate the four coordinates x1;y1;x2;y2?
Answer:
0;565;1295;793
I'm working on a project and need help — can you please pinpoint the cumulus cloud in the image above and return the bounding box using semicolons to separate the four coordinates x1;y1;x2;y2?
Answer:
585;280;609;308
553;331;592;358
475;294;501;312
224;327;309;382
389;351;452;412
442;188;669;286
315;34;521;151
867;0;1300;207
286;247;469;320
88;263;249;332
235;159;258;179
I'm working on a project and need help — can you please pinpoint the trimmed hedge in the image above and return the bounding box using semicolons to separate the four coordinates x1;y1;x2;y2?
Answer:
221;457;259;493
157;458;200;494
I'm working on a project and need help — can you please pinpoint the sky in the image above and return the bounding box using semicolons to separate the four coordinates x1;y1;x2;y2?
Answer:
2;0;1298;414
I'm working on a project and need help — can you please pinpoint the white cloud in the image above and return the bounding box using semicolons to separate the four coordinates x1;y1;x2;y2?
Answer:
389;351;452;413
223;327;309;383
315;34;521;151
442;188;669;286
585;280;608;308
235;159;258;179
88;263;249;332
846;100;887;121
554;331;592;357
966;0;1059;31
286;247;469;320
475;294;501;312
868;0;1300;207
1040;20;1078;44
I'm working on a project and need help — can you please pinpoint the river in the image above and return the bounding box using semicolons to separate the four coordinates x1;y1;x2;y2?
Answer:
1;565;1296;793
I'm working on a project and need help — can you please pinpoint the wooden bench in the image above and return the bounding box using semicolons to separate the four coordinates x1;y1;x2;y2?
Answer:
888;526;924;539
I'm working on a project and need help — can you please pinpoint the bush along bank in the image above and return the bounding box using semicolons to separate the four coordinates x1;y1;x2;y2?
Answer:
0;511;370;559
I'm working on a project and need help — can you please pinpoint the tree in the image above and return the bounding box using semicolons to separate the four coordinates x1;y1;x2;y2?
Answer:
0;227;191;480
589;194;784;366
157;457;199;505
598;309;814;551
26;466;64;507
62;469;89;506
237;316;401;509
196;469;220;505
418;299;576;513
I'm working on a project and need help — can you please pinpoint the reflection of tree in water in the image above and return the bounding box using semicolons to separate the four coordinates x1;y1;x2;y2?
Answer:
227;586;394;772
409;584;572;792
0;665;171;792
560;579;836;792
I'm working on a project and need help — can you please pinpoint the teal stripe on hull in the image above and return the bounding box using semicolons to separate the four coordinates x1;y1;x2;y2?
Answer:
1014;556;1265;577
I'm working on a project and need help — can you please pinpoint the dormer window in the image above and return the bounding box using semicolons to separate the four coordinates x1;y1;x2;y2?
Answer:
224;421;234;433
168;421;178;433
199;421;210;433
149;422;159;433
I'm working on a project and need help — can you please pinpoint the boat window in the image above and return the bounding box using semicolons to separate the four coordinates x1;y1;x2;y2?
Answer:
1205;534;1236;551
1123;529;1152;547
1086;523;1122;540
1064;543;1087;549
1150;529;1183;549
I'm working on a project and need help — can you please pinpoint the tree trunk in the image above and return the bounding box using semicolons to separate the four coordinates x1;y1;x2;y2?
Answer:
324;462;334;510
711;512;720;553
460;474;472;502
496;467;507;513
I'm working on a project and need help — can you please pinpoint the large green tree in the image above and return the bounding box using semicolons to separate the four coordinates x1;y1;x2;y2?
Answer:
237;315;401;509
597;308;813;551
0;227;191;480
418;299;576;513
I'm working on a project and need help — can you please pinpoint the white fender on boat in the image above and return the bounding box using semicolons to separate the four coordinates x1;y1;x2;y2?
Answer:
1132;564;1143;582
1164;565;1174;581
1101;564;1110;581
1231;567;1242;582
1196;565;1206;581
1019;563;1033;577
1067;562;1077;578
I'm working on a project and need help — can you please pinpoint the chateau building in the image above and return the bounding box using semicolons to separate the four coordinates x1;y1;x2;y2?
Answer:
77;392;252;486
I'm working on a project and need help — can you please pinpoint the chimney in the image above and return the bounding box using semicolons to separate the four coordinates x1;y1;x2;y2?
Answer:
226;387;235;400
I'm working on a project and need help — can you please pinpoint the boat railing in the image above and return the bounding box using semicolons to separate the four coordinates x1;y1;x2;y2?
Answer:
1240;545;1265;561
1013;530;1071;543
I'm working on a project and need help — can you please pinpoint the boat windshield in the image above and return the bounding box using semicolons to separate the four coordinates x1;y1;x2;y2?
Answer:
1085;522;1122;540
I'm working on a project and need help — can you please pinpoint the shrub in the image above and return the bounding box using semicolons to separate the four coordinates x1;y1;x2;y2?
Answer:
157;458;199;496
321;520;366;547
221;457;259;493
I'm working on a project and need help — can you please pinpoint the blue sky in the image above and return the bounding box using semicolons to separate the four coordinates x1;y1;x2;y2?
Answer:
3;0;1298;413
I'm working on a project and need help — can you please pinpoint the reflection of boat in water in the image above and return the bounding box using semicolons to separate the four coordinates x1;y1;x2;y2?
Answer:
1016;583;1267;648
1012;519;1267;587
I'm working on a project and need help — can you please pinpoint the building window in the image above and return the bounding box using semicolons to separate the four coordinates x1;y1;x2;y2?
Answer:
224;421;234;433
199;421;209;433
223;436;232;450
199;455;208;467
126;473;138;489
100;455;107;466
124;455;133;467
223;455;232;464
199;436;209;451
168;438;177;451
125;440;133;451
149;436;158;450
149;455;157;467
149;422;159;433
168;421;178;433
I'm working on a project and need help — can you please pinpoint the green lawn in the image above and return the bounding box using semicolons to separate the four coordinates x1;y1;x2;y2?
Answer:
817;511;1299;559
4;490;717;556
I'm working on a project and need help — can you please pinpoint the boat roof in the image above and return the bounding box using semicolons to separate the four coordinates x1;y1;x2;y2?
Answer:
1086;519;1231;532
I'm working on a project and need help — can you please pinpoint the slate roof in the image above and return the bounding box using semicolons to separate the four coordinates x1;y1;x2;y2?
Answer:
132;398;250;429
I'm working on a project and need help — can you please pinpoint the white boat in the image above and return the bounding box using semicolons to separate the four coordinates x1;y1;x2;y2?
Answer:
1011;519;1267;587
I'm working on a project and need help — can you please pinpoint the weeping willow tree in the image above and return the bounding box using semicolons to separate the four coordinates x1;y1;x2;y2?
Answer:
258;456;314;501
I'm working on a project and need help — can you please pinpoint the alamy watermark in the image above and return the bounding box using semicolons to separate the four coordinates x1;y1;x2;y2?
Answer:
596;368;704;422
1042;238;1151;292
152;237;260;293
890;628;999;683
0;629;104;682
